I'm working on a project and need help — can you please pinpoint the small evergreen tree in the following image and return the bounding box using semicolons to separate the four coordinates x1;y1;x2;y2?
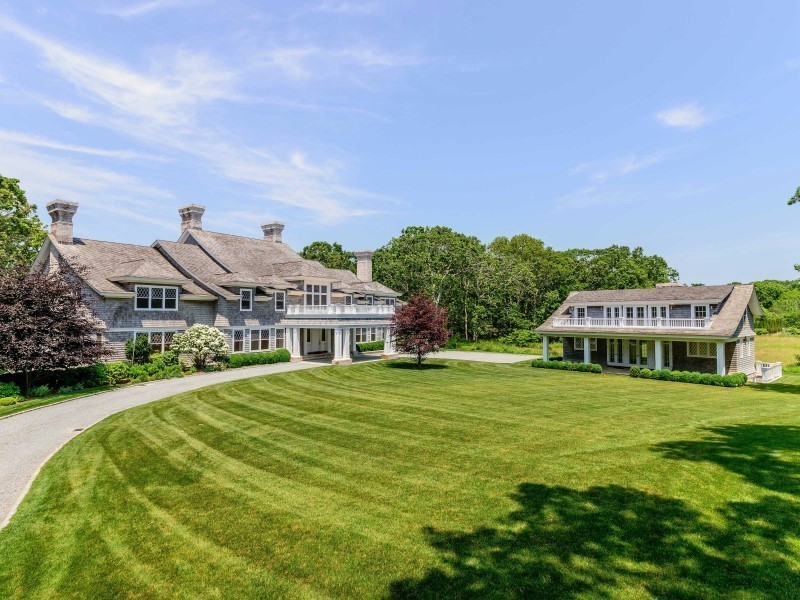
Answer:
392;292;451;366
0;263;110;394
125;334;152;364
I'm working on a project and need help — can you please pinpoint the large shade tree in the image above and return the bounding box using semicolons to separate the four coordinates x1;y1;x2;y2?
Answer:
0;263;109;393
300;241;356;272
0;175;47;269
392;292;451;366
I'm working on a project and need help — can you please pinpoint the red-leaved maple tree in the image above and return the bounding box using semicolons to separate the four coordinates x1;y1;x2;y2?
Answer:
392;292;451;366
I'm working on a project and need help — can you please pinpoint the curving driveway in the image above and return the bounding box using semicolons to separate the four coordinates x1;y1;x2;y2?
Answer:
0;351;535;529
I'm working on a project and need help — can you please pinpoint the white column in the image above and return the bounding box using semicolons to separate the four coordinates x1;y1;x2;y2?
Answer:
290;328;302;362
542;335;549;362
352;329;357;352
383;326;391;354
583;337;591;364
716;342;725;375
334;329;342;360
342;329;351;360
654;340;663;371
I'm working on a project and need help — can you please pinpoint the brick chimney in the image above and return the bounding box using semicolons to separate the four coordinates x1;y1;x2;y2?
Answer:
261;221;285;243
46;200;79;244
178;204;205;233
355;250;373;282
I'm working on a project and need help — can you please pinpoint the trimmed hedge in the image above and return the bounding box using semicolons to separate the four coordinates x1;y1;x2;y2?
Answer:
532;359;602;374
224;348;291;368
629;366;748;387
356;341;384;353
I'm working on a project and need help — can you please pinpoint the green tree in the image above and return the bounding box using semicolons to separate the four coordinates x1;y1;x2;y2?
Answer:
788;186;800;205
568;245;678;290
300;241;356;272
769;289;800;328
0;175;47;269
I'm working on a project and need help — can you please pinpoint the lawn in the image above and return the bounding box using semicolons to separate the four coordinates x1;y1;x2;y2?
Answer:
1;359;800;598
443;337;561;356
757;332;800;366
0;385;114;419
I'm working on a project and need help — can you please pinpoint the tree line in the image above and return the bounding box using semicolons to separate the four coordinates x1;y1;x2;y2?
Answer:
301;227;679;340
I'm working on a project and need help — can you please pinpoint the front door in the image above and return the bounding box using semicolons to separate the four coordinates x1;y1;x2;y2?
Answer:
304;329;328;354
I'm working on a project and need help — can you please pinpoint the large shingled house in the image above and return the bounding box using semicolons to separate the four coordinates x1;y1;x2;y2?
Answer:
535;283;775;379
33;201;400;365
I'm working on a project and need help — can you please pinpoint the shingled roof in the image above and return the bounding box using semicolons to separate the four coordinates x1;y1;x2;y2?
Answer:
536;284;761;339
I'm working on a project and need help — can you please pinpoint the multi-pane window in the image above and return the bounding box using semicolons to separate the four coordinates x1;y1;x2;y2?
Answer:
233;330;245;353
250;329;270;351
687;341;716;358
355;327;384;343
384;298;396;306
305;284;328;306
344;295;353;305
740;337;754;358
365;295;374;306
135;286;178;310
661;306;667;319
626;307;634;320
574;337;597;351
694;305;708;320
274;291;285;311
240;289;253;311
136;330;180;354
275;328;285;349
576;307;586;319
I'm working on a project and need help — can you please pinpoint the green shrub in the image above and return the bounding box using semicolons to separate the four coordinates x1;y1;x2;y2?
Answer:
0;396;20;406
356;341;384;352
531;359;601;374
226;349;292;369
754;327;768;336
629;368;747;387
152;350;181;366
498;329;541;347
105;361;132;385
28;385;51;398
125;335;152;364
56;383;85;395
0;381;21;397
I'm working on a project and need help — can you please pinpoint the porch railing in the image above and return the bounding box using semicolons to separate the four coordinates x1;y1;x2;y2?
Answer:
551;317;711;329
757;361;783;383
286;304;395;316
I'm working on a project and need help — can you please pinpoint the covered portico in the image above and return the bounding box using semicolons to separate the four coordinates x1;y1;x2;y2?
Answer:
282;323;397;365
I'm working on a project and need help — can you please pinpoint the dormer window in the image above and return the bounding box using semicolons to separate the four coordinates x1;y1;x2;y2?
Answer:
135;285;178;311
344;295;353;305
305;284;328;306
576;307;585;319
694;305;707;320
274;291;285;311
366;295;374;306
240;289;253;311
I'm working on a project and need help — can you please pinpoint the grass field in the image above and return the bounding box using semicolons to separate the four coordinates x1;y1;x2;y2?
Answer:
757;332;800;366
2;359;800;598
0;385;114;419
443;337;562;356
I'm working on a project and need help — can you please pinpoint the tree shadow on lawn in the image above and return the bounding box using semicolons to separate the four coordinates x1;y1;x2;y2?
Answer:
387;362;449;370
389;483;800;599
390;425;800;598
654;425;800;496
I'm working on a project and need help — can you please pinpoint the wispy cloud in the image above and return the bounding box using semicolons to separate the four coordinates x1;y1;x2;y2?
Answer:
297;1;380;16
569;150;671;184
655;103;710;130
0;129;160;160
101;0;210;19
0;15;408;222
258;46;421;80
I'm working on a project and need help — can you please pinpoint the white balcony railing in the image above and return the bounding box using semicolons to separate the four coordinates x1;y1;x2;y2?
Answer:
757;361;783;383
551;317;711;329
286;304;395;316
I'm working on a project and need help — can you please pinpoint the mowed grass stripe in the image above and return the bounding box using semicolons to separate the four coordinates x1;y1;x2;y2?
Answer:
2;359;800;598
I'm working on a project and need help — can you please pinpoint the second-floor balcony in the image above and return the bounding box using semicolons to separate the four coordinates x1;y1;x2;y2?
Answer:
286;303;395;317
552;317;711;329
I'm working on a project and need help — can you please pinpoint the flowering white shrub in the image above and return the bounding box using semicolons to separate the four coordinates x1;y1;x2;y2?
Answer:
171;325;228;370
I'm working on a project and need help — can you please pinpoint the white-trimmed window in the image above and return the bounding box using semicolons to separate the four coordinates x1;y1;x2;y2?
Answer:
136;330;180;354
687;341;717;358
240;289;253;312
574;337;597;351
576;307;586;319
344;295;353;306
365;295;374;306
355;327;384;343
694;305;708;320
250;329;270;352
305;284;328;306
274;291;285;311
742;337;754;358
232;329;246;353
135;286;178;311
384;298;396;306
274;328;285;349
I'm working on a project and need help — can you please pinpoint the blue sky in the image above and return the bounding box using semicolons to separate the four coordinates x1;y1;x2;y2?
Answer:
0;1;798;284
